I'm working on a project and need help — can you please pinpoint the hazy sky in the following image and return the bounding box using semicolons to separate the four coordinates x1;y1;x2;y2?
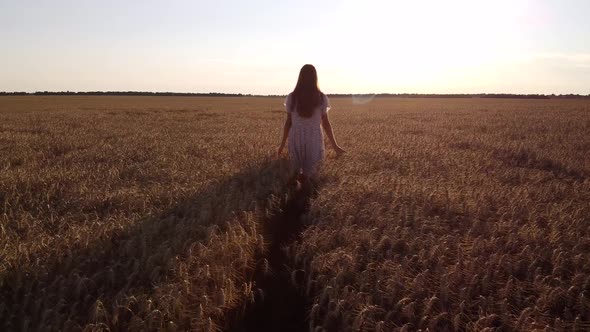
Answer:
1;0;589;94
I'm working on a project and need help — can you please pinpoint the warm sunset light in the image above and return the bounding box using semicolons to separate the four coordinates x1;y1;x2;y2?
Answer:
1;0;589;94
3;1;590;331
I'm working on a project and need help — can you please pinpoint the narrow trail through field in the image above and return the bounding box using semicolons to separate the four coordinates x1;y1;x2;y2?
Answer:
225;183;314;332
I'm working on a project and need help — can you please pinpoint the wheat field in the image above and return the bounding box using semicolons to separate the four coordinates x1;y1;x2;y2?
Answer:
1;96;589;331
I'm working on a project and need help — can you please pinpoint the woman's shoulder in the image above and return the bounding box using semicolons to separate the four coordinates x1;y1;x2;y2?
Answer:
320;92;331;113
284;92;293;111
285;92;294;103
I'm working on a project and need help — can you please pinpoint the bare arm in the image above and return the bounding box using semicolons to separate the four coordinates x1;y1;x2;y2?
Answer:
321;113;345;156
277;113;292;156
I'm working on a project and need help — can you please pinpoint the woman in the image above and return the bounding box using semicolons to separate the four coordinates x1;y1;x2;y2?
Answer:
278;64;345;183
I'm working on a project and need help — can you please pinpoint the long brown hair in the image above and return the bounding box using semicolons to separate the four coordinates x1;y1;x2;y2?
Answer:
292;64;322;118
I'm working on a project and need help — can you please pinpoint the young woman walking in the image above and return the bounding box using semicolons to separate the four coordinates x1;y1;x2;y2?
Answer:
278;64;345;184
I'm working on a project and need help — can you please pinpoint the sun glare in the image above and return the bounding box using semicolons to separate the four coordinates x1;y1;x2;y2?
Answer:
316;0;529;93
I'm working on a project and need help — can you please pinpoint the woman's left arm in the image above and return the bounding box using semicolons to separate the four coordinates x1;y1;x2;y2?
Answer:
278;113;292;156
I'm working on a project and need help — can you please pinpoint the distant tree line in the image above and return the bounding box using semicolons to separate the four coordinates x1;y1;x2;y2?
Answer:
331;93;590;99
1;91;589;99
0;91;253;97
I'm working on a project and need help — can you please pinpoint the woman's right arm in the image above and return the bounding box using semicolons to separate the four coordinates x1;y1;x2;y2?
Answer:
278;113;292;156
321;113;345;156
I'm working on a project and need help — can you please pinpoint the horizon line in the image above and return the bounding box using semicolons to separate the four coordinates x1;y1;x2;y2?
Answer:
2;90;590;98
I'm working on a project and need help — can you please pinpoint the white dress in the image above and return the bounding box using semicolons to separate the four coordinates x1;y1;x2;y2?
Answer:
284;92;331;176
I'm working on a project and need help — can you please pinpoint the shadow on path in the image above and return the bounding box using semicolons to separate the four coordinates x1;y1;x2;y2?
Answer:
225;180;319;332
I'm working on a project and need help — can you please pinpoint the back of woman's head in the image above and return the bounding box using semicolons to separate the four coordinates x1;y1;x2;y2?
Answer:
292;64;322;118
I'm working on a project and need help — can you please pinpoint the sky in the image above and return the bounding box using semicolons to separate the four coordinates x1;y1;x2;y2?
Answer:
1;0;589;95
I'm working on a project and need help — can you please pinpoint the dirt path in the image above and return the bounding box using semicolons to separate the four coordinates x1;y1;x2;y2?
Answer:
225;184;313;332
